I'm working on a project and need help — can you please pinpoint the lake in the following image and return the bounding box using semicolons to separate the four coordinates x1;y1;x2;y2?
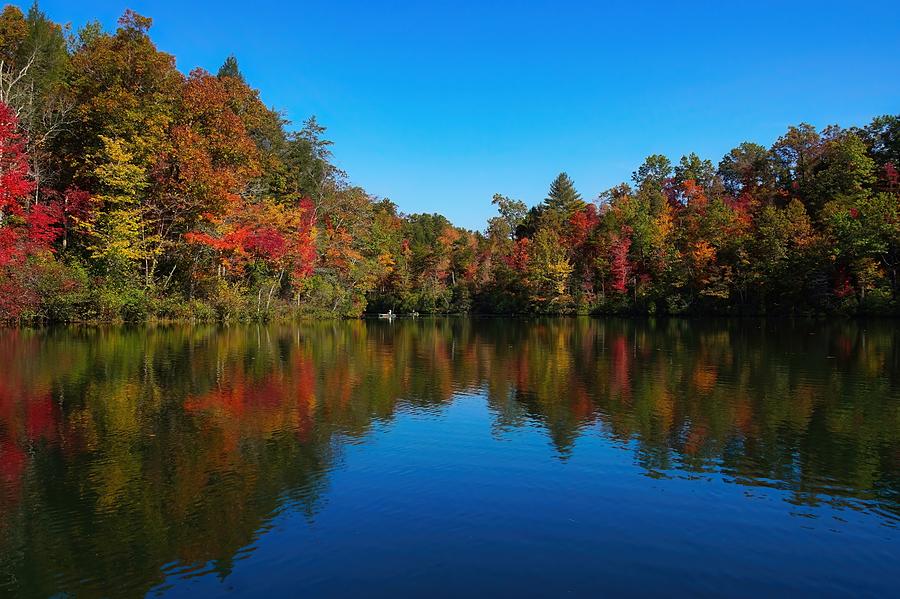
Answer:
0;318;898;597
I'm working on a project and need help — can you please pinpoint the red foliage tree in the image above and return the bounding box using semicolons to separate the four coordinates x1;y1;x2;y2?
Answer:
833;266;854;299
882;162;899;193
185;196;318;289
0;101;37;268
610;226;633;294
681;179;707;209
292;197;318;280
505;237;530;272
567;204;599;248
0;102;62;319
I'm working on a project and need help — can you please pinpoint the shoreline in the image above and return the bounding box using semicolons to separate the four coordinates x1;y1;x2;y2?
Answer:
5;311;897;327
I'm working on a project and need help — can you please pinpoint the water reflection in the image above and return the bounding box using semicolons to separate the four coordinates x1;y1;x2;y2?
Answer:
0;318;898;596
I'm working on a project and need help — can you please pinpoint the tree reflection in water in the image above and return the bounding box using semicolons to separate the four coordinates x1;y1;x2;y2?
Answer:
0;318;898;596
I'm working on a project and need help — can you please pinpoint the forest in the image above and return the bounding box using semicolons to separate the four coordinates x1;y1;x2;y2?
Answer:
0;4;898;322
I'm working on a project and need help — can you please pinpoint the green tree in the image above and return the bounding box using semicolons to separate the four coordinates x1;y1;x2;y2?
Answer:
859;115;900;170
718;142;774;198
544;172;585;217
771;123;822;208
674;152;718;194
813;130;876;203
488;193;527;240
632;154;672;188
216;54;244;82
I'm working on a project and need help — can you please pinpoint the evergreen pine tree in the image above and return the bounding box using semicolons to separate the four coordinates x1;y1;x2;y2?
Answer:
217;54;245;81
544;172;585;216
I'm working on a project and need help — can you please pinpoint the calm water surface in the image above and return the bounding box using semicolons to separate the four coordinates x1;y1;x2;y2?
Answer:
0;318;898;597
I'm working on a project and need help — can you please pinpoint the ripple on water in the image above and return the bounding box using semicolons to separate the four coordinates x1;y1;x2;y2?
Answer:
0;318;897;597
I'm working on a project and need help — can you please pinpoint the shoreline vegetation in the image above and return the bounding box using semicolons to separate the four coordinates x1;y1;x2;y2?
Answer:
0;6;898;324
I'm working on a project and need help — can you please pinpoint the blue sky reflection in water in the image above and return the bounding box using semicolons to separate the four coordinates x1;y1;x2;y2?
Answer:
0;319;897;597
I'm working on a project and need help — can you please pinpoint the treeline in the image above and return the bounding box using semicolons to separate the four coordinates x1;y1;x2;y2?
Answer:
0;4;898;321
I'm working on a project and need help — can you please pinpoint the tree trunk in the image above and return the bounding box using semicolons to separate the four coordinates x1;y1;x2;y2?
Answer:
265;270;283;313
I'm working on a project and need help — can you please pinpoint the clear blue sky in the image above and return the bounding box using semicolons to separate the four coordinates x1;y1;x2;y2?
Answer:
37;0;900;230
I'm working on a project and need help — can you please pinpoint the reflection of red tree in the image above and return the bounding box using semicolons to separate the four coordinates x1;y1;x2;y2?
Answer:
293;353;316;442
610;335;631;401
515;351;530;393
0;385;15;438
836;335;854;359
26;395;58;442
183;353;325;451
186;375;247;418
684;424;709;456
571;386;593;421
0;439;26;491
692;366;718;393
0;330;62;498
734;398;756;437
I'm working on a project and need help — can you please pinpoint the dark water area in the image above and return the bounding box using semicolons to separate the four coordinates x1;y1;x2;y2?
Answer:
0;318;898;597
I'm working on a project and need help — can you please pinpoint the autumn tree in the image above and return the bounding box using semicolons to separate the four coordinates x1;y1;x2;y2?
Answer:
526;228;573;311
79;136;155;286
0;3;70;198
0;100;63;319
